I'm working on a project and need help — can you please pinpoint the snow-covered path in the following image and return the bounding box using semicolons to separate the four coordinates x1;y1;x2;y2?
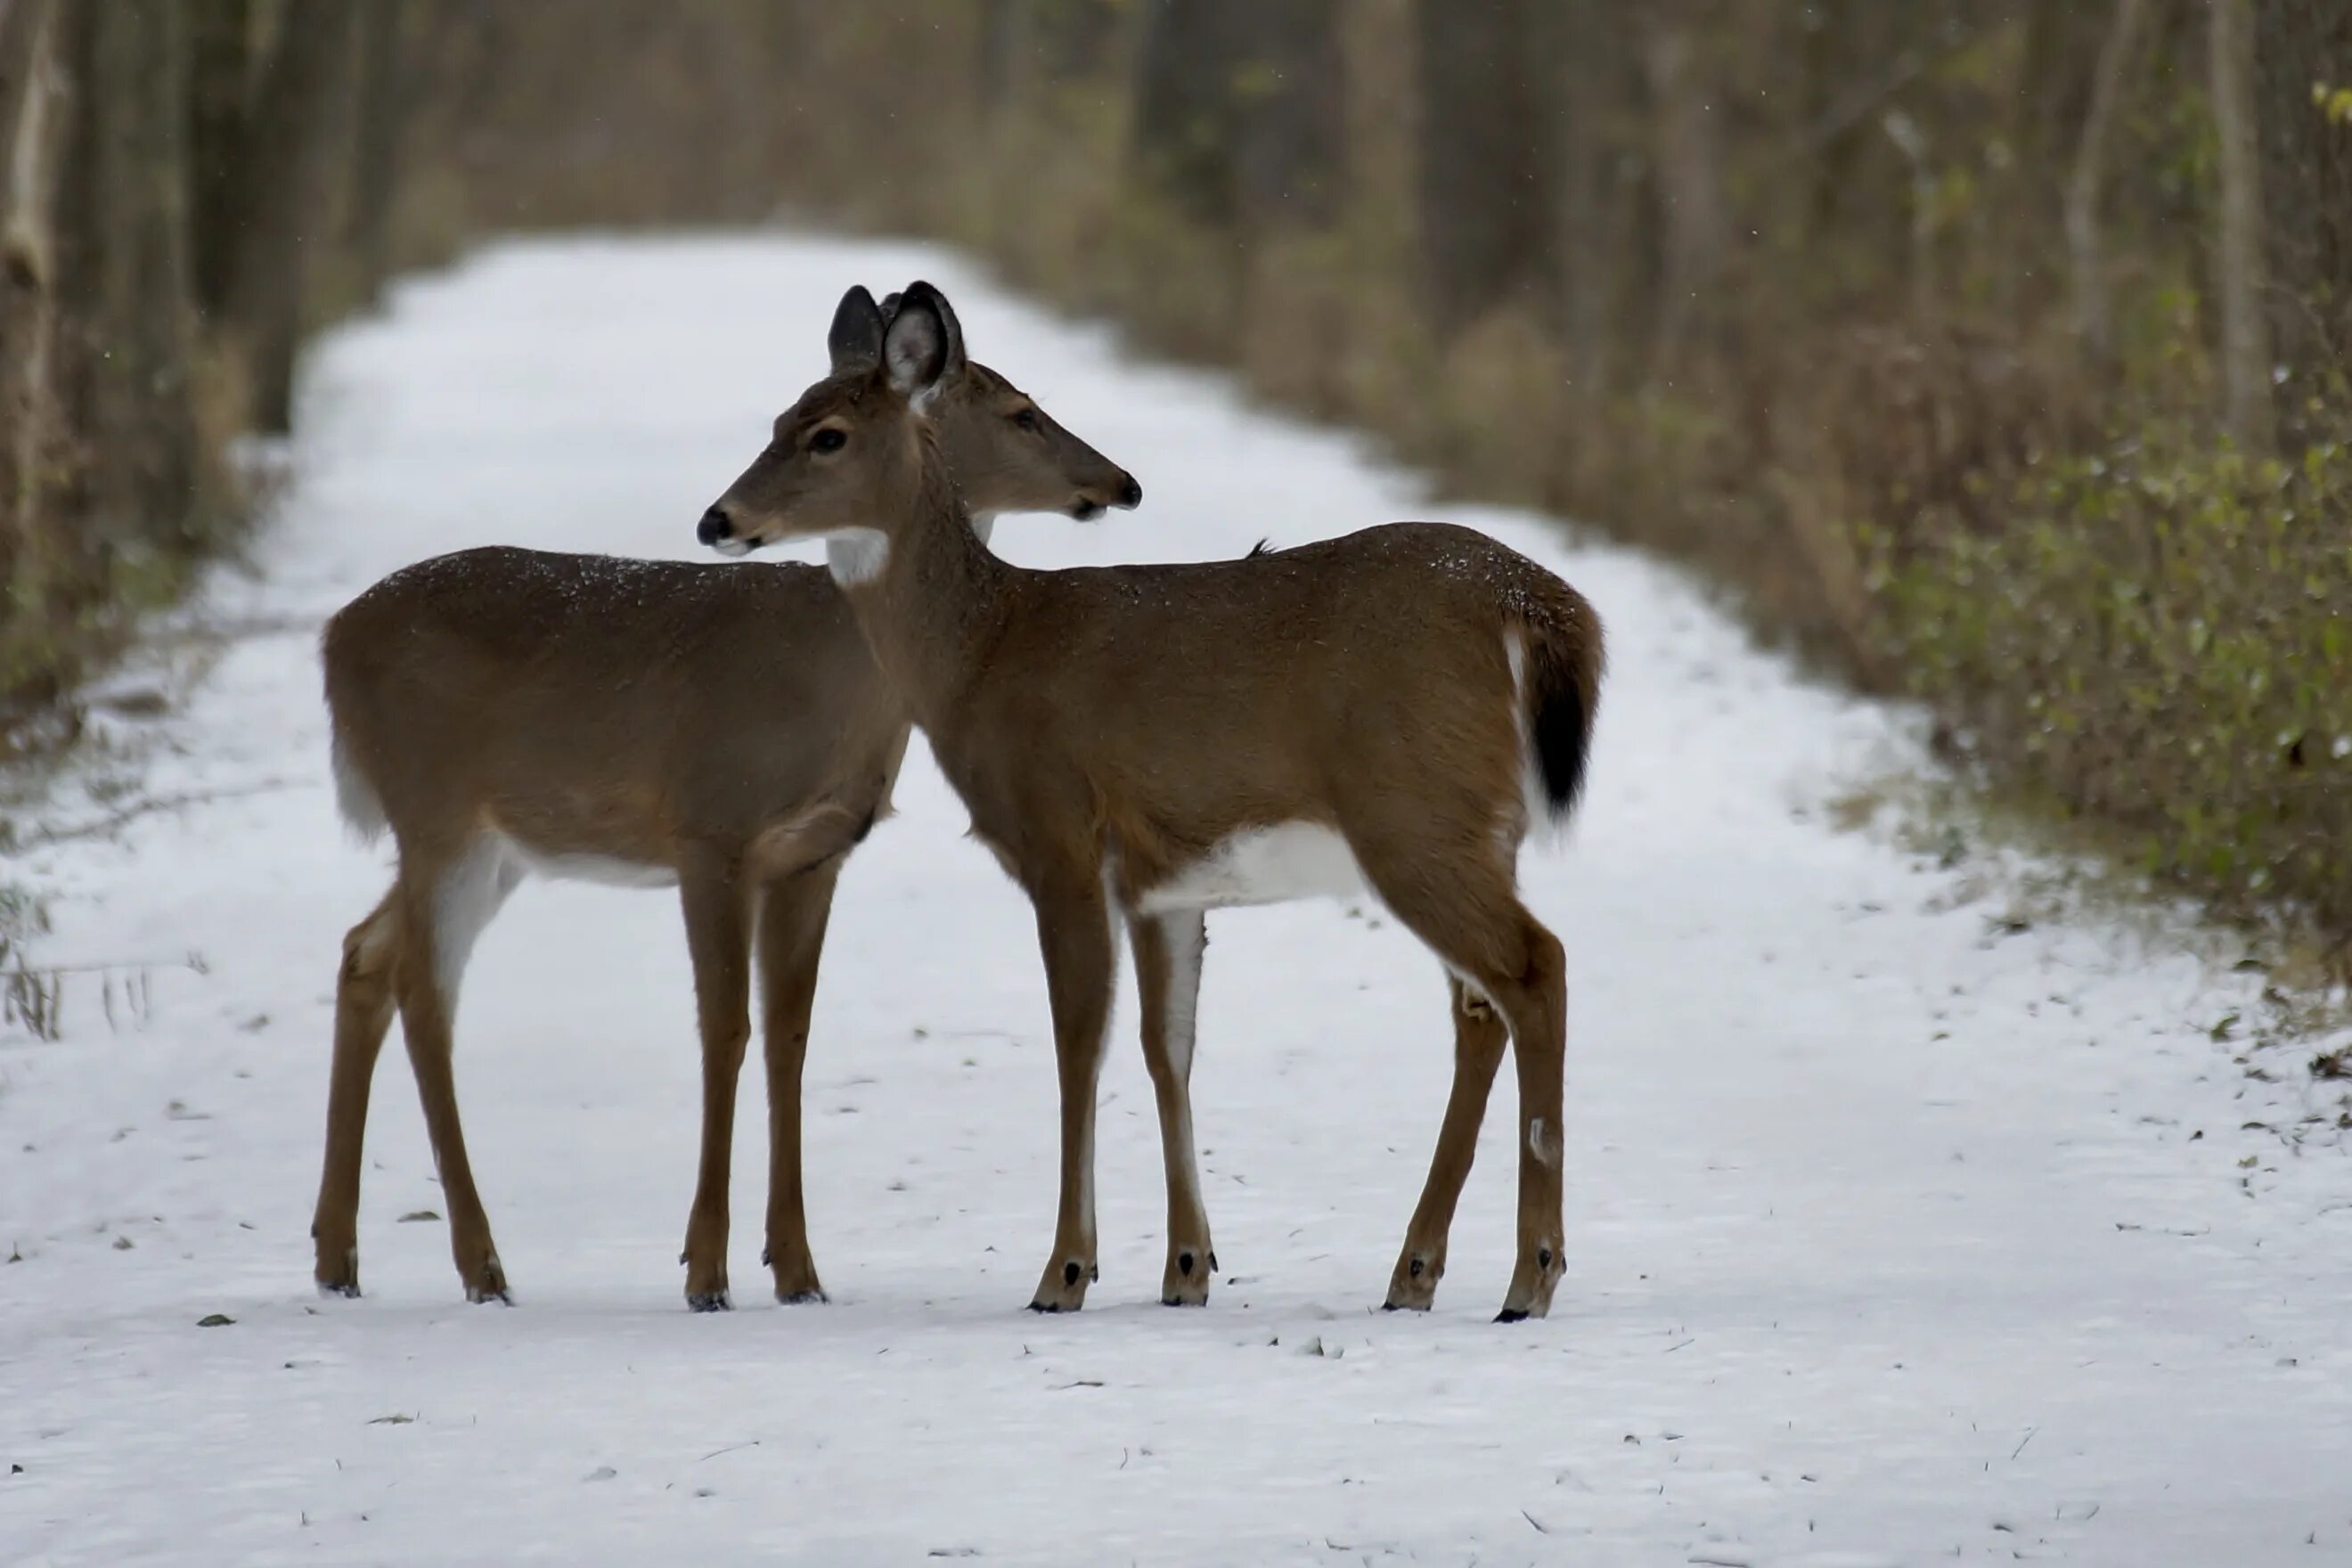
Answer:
4;235;2348;1566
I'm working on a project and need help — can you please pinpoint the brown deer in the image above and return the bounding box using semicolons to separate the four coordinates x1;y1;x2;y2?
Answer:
313;291;1139;1309
698;283;1603;1321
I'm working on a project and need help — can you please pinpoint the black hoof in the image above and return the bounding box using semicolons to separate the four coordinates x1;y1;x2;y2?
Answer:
1208;1251;1219;1272
774;1289;827;1307
1493;1308;1528;1325
469;1288;514;1307
686;1291;732;1313
316;1281;361;1301
1028;1300;1073;1315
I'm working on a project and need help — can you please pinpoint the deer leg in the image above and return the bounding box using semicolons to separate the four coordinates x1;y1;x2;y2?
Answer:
1356;832;1569;1322
312;887;404;1297
396;839;518;1303
1027;877;1118;1313
1384;974;1509;1311
678;853;753;1311
1131;910;1214;1305
1477;914;1569;1322
755;863;842;1305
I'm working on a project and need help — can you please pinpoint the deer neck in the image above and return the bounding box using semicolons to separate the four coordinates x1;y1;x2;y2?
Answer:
834;428;1011;725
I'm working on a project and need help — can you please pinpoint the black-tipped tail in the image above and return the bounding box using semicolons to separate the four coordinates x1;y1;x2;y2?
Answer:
1521;600;1604;826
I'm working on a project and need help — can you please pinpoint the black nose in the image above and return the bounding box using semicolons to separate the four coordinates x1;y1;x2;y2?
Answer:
1115;475;1143;509
698;505;733;546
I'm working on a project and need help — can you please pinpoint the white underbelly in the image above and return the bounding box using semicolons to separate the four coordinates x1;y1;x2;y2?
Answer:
1135;821;1369;915
497;832;679;889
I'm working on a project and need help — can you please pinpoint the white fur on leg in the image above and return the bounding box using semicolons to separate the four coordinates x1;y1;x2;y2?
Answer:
1528;1115;1561;1168
1155;911;1210;1243
430;836;520;1010
1160;911;1205;1082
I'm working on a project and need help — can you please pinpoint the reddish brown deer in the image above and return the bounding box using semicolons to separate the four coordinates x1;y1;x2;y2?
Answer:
699;283;1603;1320
313;292;1139;1309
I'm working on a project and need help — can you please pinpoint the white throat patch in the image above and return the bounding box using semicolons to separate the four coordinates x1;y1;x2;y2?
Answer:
825;528;890;586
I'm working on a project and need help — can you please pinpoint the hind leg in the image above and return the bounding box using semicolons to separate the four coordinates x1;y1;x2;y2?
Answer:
312;888;404;1296
1132;911;1215;1305
395;839;519;1303
1356;835;1569;1321
1383;975;1508;1311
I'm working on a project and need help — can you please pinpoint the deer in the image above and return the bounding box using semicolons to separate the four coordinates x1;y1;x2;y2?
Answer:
311;294;1140;1310
698;283;1604;1321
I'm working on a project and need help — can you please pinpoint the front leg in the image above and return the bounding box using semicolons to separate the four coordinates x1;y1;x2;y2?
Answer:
1132;911;1214;1305
755;864;842;1304
678;854;753;1311
1027;875;1119;1312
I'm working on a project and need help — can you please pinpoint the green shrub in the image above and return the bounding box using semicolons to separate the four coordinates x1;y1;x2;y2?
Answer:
1877;424;2352;956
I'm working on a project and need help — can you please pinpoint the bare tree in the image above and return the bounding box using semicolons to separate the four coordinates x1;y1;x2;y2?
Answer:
59;0;199;551
2209;0;2275;455
1414;0;1556;331
1644;12;1726;363
2253;0;2352;407
347;0;406;307
2064;0;2151;363
185;0;248;322
0;0;64;594
224;0;354;433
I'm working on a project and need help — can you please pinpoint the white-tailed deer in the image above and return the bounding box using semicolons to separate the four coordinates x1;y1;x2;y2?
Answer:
699;283;1603;1320
312;294;1139;1308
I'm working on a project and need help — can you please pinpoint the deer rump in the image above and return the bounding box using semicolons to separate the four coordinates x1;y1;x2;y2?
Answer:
930;521;1601;902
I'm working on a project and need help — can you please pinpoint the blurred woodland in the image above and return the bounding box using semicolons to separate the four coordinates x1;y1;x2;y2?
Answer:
3;0;2349;959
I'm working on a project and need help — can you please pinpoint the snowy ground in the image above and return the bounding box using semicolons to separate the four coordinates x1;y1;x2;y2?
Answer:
4;235;2349;1566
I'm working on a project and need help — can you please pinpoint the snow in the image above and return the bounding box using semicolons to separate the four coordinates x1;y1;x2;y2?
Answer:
4;233;2350;1566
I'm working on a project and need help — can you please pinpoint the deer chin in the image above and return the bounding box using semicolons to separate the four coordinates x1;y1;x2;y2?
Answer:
709;534;757;559
1067;501;1107;522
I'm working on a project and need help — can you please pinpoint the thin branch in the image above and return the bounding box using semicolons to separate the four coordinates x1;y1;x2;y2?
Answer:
20;779;298;849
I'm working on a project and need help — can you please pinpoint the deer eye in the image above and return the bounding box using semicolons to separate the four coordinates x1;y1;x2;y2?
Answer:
810;428;847;453
1012;408;1040;433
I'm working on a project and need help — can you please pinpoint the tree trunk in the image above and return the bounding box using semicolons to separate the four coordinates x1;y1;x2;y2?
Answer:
1414;0;1556;332
1131;0;1240;225
977;0;1027;114
185;0;247;321
2209;0;2275;455
1550;0;1637;391
0;0;62;598
59;0;199;555
346;0;404;306
224;0;352;434
2253;0;2352;407
1234;1;1345;232
1645;15;1725;365
2063;0;2150;363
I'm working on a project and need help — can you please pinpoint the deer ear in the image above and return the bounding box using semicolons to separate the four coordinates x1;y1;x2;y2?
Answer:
895;281;967;380
882;290;951;406
829;286;885;374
